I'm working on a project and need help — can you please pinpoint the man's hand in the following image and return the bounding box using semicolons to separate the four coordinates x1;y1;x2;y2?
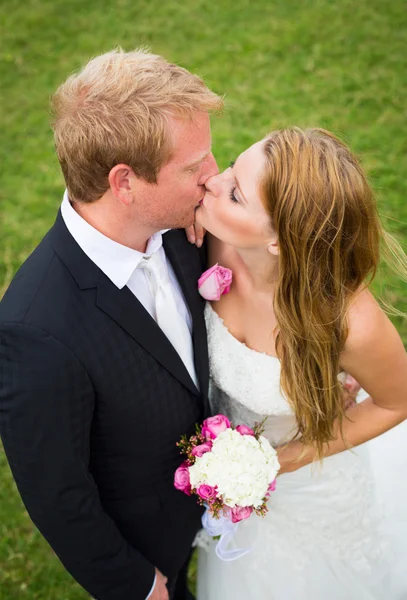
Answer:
340;372;361;410
185;223;206;248
149;568;169;600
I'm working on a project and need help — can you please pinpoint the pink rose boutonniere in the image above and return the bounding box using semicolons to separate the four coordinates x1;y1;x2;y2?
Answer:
198;264;233;301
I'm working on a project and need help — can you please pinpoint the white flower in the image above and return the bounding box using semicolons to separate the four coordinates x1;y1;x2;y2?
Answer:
188;429;280;508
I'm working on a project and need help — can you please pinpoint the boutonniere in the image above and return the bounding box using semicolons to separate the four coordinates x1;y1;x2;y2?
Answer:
198;264;233;301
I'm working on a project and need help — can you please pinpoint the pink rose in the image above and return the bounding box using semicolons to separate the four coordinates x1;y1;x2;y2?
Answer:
196;484;217;502
265;479;277;499
231;506;253;523
268;479;277;493
198;264;233;301
236;425;255;436
174;461;191;496
191;441;213;457
201;414;231;440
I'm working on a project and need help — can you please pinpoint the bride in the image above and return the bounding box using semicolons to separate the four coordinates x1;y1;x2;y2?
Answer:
192;128;407;599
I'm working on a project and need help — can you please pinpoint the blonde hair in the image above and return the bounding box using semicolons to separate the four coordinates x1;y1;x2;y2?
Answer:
51;48;223;202
260;128;406;459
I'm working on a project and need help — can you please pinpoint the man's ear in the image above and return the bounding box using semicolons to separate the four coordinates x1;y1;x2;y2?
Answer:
108;164;135;206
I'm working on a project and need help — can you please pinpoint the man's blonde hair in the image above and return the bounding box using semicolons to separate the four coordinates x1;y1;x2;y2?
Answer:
51;48;223;202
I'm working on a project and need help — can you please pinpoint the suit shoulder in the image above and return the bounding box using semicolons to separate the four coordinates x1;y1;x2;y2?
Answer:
164;228;206;269
0;232;62;324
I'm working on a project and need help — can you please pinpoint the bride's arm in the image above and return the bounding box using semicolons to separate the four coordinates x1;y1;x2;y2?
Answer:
278;289;407;473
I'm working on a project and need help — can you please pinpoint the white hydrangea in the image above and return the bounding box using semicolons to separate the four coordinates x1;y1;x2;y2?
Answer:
188;429;280;508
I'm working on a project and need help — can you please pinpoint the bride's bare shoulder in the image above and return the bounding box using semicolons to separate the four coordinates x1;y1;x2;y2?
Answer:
343;286;389;353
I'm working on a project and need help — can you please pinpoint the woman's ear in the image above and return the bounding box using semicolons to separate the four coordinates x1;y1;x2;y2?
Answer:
267;233;279;256
108;164;135;206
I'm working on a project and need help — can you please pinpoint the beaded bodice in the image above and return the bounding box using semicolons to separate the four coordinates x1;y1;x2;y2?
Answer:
204;303;297;447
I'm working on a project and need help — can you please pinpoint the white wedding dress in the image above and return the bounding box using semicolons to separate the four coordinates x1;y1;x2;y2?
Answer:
196;303;407;599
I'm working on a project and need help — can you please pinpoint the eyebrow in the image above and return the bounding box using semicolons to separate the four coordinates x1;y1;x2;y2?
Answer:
184;150;211;170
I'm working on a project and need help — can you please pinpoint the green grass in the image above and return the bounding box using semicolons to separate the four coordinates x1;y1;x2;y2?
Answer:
1;0;407;597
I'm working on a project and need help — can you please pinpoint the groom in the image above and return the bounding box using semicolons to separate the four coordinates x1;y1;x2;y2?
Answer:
0;49;222;600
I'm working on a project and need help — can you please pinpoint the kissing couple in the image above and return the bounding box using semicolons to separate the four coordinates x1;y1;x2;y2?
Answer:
1;48;407;600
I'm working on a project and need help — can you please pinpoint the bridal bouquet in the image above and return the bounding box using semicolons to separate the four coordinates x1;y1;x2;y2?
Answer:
174;414;280;523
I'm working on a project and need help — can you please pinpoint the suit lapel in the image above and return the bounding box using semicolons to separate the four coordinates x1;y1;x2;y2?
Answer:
163;230;209;411
50;212;200;396
95;279;199;396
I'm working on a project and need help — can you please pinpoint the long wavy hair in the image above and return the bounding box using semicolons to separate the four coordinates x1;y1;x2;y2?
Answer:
259;127;405;459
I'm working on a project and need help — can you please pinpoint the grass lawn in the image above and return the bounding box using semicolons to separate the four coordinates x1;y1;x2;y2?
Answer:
1;0;406;597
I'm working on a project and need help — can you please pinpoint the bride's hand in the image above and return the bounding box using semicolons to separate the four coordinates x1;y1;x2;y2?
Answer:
185;222;206;248
277;376;362;475
276;440;310;476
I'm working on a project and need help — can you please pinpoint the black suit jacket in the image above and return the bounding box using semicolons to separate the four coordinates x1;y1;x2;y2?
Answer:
0;212;209;600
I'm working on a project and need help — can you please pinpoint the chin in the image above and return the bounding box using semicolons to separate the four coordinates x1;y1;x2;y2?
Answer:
194;207;206;228
168;211;196;230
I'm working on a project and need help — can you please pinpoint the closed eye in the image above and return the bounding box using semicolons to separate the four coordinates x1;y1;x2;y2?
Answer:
229;187;239;203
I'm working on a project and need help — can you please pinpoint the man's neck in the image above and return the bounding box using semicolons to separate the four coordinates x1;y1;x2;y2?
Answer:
71;200;156;253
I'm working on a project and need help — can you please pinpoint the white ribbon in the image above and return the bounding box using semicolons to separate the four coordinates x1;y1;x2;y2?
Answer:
202;508;252;561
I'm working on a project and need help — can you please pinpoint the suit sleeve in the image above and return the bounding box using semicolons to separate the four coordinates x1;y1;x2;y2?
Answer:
0;322;156;600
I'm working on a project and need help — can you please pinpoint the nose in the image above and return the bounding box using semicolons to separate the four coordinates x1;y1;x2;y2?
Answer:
198;152;219;186
207;152;219;176
204;172;221;195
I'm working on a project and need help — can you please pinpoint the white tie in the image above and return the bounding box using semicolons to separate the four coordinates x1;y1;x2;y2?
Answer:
138;252;199;390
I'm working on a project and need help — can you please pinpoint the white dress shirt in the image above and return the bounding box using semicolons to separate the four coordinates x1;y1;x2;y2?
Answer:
61;191;197;599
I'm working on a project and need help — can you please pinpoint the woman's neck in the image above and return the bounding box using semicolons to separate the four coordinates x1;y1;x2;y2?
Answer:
233;247;279;296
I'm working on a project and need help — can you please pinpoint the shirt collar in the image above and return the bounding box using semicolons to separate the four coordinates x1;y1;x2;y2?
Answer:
61;190;167;289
